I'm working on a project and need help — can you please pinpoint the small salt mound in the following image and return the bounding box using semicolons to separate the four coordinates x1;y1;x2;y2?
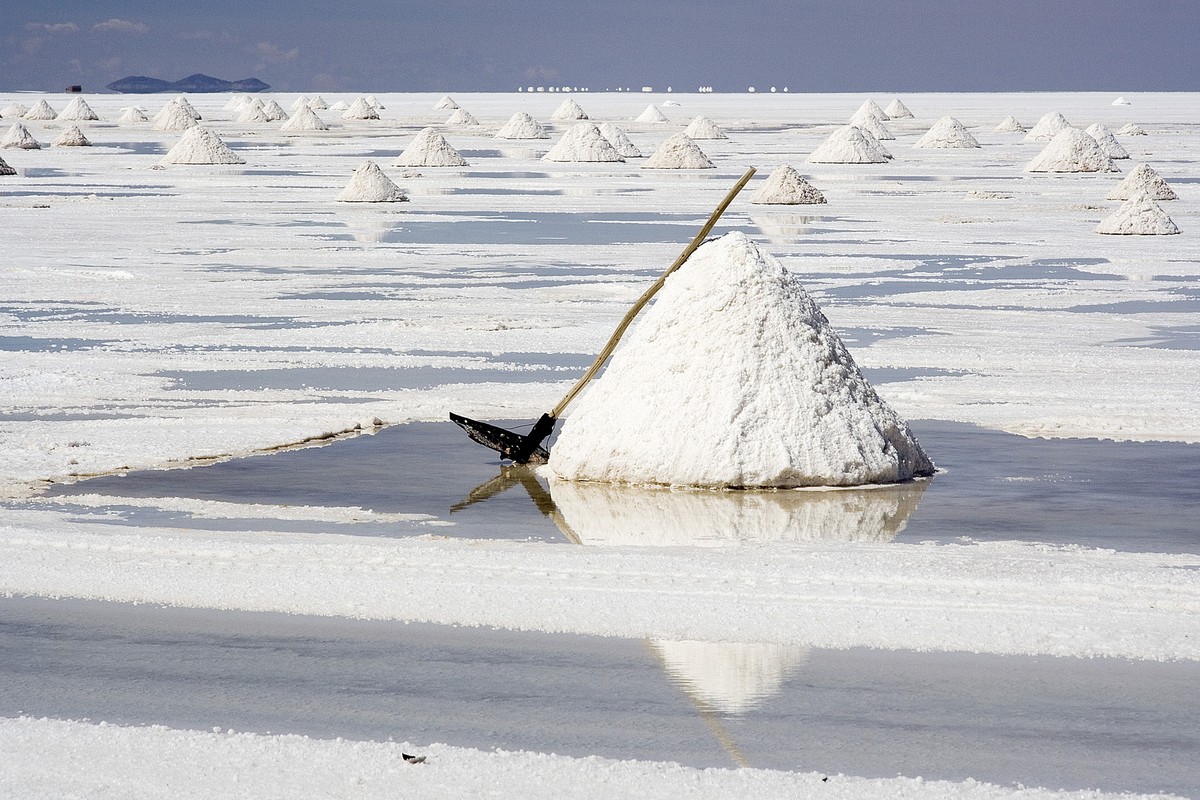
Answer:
598;122;641;158
260;99;289;122
0;154;15;176
2;103;29;118
1;123;41;150
995;115;1025;133
153;101;198;131
117;106;148;125
1025;127;1118;173
855;99;889;120
808;126;889;163
280;105;329;132
549;231;933;488
914;116;980;149
543;122;624;162
684;115;727;140
495;112;548;139
23;99;57;120
849;108;894;140
642;133;713;169
289;95;310;112
750;165;826;205
1023;111;1071;142
1096;195;1179;235
237;99;270;123
366;95;384;110
552;98;588;120
341;97;380;120
1117;123;1147;136
1106;163;1177;201
1086;123;1129;159
445;108;479;126
636;104;669;123
51;125;90;147
328;100;349;112
160;126;245;165
434;94;458;110
336;160;408;203
884;98;913;119
308;95;329;110
1112;96;1131;106
58;96;99;121
394;127;469;167
225;95;251;111
173;96;201;120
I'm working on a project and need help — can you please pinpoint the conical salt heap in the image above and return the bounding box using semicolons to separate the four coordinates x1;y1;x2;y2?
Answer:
366;95;384;110
51;125;91;147
336;160;408;203
0;154;16;176
1025;127;1118;173
808;126;889;164
117;106;148;125
1096;195;1179;235
552;98;588;120
280;105;329;132
849;107;893;140
308;95;329;110
995;115;1025;133
58;96;99;121
1117;123;1147;136
684;115;727;140
914;116;980;149
394;127;468;167
2;123;41;150
153;100;197;131
1112;96;1131;106
1086;123;1129;159
2;103;29;118
636;104;669;123
24;99;57;120
1024;111;1071;142
260;99;289;122
328;100;349;112
749;165;826;204
224;95;251;111
599;122;641;157
160;126;245;165
643;133;714;169
237;99;270;123
173;96;201;120
495;112;548;139
342;97;380;120
549;232;934;488
434;94;459;110
855;99;889;120
543;122;624;162
884;98;913;119
289;95;310;112
445;108;479;126
1107;163;1176;201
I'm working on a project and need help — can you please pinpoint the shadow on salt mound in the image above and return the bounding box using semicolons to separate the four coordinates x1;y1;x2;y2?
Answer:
1107;163;1177;201
342;97;380;120
0;154;15;176
2;122;41;150
51;125;91;147
1025;128;1118;173
1086;123;1129;160
435;94;458;110
599;122;641;157
1096;195;1179;236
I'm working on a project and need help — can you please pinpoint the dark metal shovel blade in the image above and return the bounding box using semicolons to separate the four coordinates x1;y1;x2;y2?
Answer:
450;413;550;464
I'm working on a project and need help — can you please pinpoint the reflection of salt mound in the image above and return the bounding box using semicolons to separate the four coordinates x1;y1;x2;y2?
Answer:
808;126;888;164
117;106;148;125
684;115;726;139
280;105;328;132
749;211;819;243
914;116;979;148
549;232;934;488
855;99;889;120
2;103;29;118
0;154;15;175
543;122;624;162
59;96;99;121
750;165;826;204
237;99;270;123
884;98;913;119
261;99;289;121
1107;163;1176;201
161;126;244;165
636;104;669;123
445;108;479;126
1117;123;1147;136
1085;123;1129;159
643;133;713;169
495;112;548;139
51;125;90;147
435;94;458;110
1024;111;1071;142
1025;128;1118;173
2;123;40;149
552;98;588;120
153;101;198;131
24;100;58;121
599;123;641;158
1096;196;1179;235
394;127;468;167
995;115;1025;133
342;97;380;120
336;160;407;203
650;640;809;715
849;108;893;140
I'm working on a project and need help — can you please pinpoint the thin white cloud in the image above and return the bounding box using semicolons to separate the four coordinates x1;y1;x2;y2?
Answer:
92;18;149;34
251;41;299;63
24;22;79;34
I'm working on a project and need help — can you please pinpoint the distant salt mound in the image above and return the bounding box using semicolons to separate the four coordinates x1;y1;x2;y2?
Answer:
808;126;889;163
260;99;289;122
1096;195;1179;235
855;99;889;120
237;99;270;123
495;112;548;139
1085;123;1129;159
289;95;310;112
543;122;624;162
749;165;826;205
643;133;714;169
1025;127;1118;173
225;95;251;111
599;122;641;158
995;115;1025;133
684;115;727;140
1024;111;1071;142
2;123;41;150
849;108;893;140
153;100;198;131
552;98;588;120
280;105;328;132
636;104;669;124
884;98;913;119
434;95;458;110
914;116;980;149
117;106;148;125
161;126;245;165
858;127;893;160
58;96;99;121
549;232;933;488
308;95;329;110
336;160;408;203
445;108;479;126
173;96;201;120
2;103;29;118
395;127;468;167
1117;123;1147;136
24;100;57;121
0;154;15;176
1112;96;1131;106
366;95;384;110
51;125;91;147
342;97;380;120
1107;163;1177;201
328;100;350;112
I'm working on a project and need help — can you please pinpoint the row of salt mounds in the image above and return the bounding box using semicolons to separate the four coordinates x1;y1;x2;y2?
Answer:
395;127;468;167
643;133;713;169
336;161;408;203
1;103;28;118
548;232;934;488
552;98;588;120
684;115;727;140
118;106;148;125
445;108;479;126
58;96;99;121
1108;163;1177;201
849;106;893;140
1024;111;1070;142
913;116;979;149
342;97;380;120
1118;123;1147;136
495;112;547;139
1086;123;1129;159
160;126;244;165
51;125;90;147
0;153;15;175
544;123;623;162
434;94;458;110
884;98;913;119
1096;195;1179;235
600;122;641;158
1025;127;1118;173
636;104;669;124
153;100;198;131
995;115;1025;133
808;125;890;164
2;123;40;149
280;105;328;132
749;165;826;204
24;99;57;120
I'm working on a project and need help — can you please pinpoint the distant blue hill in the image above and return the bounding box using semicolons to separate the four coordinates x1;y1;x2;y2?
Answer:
107;74;270;94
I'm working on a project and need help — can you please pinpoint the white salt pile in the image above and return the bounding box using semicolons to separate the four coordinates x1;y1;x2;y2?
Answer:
153;101;198;131
1;123;41;150
552;98;588;120
855;99;889;120
435;94;459;110
543;122;624;162
1025;127;1118;173
394;127;469;167
23;99;57;120
1107;163;1177;201
914;116;980;149
1117;123;1147;136
808;126;889;164
366;95;384;110
308;95;329;110
2;103;29;118
328;100;349;112
684;115;727;140
1112;96;1131;106
642;133;714;169
445;108;479;126
995;115;1025;133
599;122;641;157
341;97;380;120
548;231;933;488
51;125;91;147
160;126;245;165
117;106;148;125
1086;123;1129;159
336;160;408;203
749;165;826;204
884;98;914;119
289;95;310;112
1023;111;1071;142
495;112;548;139
849;107;894;140
1096;195;1179;235
280;105;328;132
260;99;289;122
173;96;201;120
236;99;270;123
224;95;251;111
0;154;16;175
636;104;669;123
58;96;99;121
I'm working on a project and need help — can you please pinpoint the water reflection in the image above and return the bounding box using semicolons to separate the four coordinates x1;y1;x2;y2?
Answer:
750;211;821;242
650;640;810;716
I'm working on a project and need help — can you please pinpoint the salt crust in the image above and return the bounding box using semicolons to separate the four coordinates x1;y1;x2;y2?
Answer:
2;103;29;118
152;101;198;131
856;98;889;120
1025;128;1119;173
995;115;1025;132
51;125;91;147
598;122;641;157
1024;111;1071;141
543;122;624;162
914;116;980;149
336;160;408;203
1085;123;1129;159
495;112;547;139
808;125;888;163
280;105;328;132
160;126;245;165
850;107;894;140
549;232;933;488
1096;196;1179;235
117;106;148;125
445;108;479;126
683;115;726;139
58;96;99;121
1117;123;1147;136
342;97;380;120
636;104;669;123
434;94;458;110
23;99;57;120
641;132;713;169
1;123;40;150
0;154;15;175
884;98;913;118
1107;163;1177;201
394;127;468;167
551;98;587;120
749;164;826;204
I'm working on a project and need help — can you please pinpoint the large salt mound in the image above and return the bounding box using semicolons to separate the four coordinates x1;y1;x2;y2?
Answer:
636;104;669;123
855;99;889;120
434;94;458;110
342;97;380;120
1096;195;1179;235
1025;127;1119;173
551;98;588;120
1086;123;1129;159
153;101;197;131
642;133;714;169
684;115;727;140
1024;111;1071;142
23;99;57;120
51;125;91;147
1;123;40;150
445;108;479;126
849;108;894;140
2;103;29;118
394;127;468;167
543;122;624;162
0;154;16;176
549;232;933;488
160;126;245;165
598;122;641;158
117;106;148;125
884;98;913;119
749;164;826;205
280;105;329;132
58;96;99;121
808;126;888;164
914;116;980;149
1107;163;1177;201
995;115;1025;133
336;160;408;203
495;112;548;139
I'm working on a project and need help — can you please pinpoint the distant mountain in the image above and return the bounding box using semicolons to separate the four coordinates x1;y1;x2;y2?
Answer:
106;74;270;94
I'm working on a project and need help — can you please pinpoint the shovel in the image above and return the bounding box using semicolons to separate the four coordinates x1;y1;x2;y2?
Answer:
451;166;757;464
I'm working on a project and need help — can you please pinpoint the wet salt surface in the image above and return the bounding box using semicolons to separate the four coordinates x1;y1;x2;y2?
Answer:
2;595;1195;796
